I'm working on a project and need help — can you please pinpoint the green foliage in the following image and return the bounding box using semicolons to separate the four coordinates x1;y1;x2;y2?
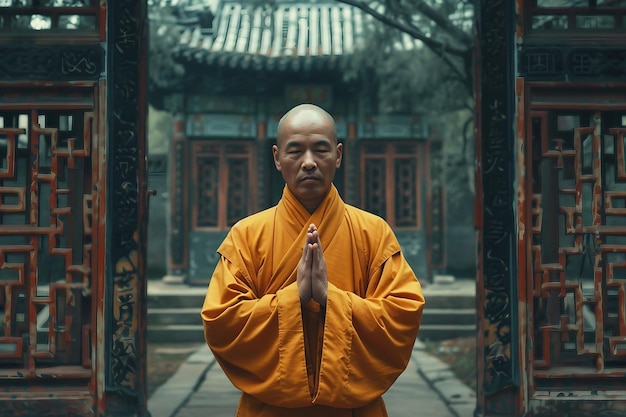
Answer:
339;0;475;115
433;109;475;221
148;105;173;155
338;0;477;207
147;4;186;99
343;37;470;115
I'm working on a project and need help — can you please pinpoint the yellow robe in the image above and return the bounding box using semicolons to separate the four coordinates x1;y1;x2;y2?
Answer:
201;185;425;416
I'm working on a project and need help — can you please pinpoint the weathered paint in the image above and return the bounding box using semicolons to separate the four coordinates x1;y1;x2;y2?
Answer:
104;0;149;415
479;1;626;414
168;114;189;274
516;76;528;415
476;0;518;415
0;1;148;415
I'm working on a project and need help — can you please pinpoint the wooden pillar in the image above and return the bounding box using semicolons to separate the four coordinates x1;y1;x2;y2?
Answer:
167;113;189;278
475;0;519;416
104;0;150;415
344;104;359;205
256;105;271;210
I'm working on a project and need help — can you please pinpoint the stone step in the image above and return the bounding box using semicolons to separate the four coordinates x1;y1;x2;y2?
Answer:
422;293;475;309
420;308;475;325
147;280;477;307
148;324;206;343
147;323;476;343
147;308;476;327
147;292;476;310
148;293;206;309
147;310;477;343
148;308;202;326
418;324;476;342
147;291;475;310
146;280;478;343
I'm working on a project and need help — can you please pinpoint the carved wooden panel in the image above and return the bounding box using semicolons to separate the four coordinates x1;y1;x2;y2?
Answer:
226;157;249;226
520;47;626;81
169;127;187;270
476;2;517;415
192;140;255;230
428;140;445;269
525;0;626;34
394;158;417;227
0;0;147;414
529;110;626;389
196;155;219;227
0;106;94;380
363;157;386;219
360;141;422;229
0;0;100;32
105;2;148;412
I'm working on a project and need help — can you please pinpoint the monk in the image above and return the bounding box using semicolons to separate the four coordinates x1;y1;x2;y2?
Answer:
201;103;425;416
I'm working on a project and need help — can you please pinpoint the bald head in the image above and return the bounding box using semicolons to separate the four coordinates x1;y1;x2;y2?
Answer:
272;103;343;213
276;104;337;147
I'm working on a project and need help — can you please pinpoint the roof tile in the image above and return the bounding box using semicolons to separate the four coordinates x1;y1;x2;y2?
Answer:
173;1;366;70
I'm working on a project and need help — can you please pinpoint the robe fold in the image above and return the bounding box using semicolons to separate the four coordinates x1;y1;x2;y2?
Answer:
201;185;425;416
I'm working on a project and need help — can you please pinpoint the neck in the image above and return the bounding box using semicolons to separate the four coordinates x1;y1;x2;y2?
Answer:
301;199;322;214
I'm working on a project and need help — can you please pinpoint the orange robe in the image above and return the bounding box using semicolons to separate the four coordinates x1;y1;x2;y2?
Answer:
201;185;425;416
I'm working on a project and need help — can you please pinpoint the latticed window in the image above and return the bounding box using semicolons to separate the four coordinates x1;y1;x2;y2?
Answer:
526;0;626;34
528;108;626;387
192;141;255;229
0;103;95;368
360;141;422;228
0;0;99;32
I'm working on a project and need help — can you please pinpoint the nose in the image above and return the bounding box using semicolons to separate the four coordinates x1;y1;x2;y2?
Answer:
301;150;316;171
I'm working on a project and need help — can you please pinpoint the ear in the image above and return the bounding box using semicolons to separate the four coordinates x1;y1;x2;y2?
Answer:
335;143;343;168
272;144;282;171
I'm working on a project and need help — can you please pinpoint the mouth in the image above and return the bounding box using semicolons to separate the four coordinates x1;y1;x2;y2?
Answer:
300;176;321;183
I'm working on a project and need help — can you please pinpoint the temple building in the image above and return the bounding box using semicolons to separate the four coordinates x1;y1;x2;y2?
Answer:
150;0;448;285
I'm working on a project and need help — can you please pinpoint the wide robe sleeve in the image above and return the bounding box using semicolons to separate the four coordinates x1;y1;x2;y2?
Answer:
311;220;425;408
201;238;318;408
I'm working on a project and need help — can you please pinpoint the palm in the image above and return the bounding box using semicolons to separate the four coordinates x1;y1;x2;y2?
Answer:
296;224;328;306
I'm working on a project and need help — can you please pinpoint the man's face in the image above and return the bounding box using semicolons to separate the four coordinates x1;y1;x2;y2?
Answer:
273;109;342;213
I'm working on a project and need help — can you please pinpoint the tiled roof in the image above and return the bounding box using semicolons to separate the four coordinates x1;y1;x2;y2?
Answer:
166;1;369;71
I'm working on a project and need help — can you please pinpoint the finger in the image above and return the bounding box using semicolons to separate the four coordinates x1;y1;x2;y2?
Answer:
314;232;323;251
306;243;314;269
301;238;309;259
310;243;320;267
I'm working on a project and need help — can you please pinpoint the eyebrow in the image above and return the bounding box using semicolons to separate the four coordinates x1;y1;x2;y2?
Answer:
284;139;332;148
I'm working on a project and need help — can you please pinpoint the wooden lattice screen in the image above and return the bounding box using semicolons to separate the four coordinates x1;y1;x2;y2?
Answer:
0;85;99;414
0;1;148;415
192;141;255;229
529;110;626;389
360;141;423;229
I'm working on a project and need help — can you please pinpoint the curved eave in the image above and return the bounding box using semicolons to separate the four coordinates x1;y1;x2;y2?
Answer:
177;47;350;72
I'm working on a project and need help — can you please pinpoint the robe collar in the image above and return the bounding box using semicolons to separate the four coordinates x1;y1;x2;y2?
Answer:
270;184;345;290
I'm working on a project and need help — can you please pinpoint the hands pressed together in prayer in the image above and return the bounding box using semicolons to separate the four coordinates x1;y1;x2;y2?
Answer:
297;224;328;306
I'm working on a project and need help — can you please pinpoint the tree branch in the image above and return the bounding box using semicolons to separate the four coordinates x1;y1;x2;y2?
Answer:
409;0;474;45
335;0;469;57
